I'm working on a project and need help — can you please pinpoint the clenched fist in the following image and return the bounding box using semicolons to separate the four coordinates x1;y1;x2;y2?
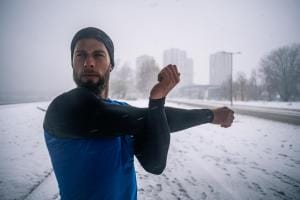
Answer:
211;107;235;128
150;64;180;99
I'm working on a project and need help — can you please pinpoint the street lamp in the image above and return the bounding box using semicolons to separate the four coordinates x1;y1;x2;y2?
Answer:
223;51;241;106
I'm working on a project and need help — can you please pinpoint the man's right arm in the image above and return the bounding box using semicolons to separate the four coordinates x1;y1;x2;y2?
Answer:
43;87;232;138
43;64;179;175
43;64;180;139
43;87;151;138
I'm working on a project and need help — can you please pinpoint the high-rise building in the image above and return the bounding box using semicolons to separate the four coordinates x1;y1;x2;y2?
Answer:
163;48;194;87
209;51;232;85
184;58;194;86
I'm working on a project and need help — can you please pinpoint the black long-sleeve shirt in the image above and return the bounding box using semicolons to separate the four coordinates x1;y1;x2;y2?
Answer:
43;87;214;174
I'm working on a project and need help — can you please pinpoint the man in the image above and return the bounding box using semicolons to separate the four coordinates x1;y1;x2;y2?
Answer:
43;27;234;200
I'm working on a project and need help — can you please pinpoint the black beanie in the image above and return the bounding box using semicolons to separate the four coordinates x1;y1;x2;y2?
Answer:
71;27;115;68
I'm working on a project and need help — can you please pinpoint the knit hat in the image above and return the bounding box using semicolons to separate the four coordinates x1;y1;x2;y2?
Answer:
71;27;115;68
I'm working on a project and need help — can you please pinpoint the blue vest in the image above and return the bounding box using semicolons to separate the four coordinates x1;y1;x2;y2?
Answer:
44;99;137;200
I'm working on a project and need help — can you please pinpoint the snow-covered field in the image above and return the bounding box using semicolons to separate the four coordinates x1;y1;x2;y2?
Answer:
0;102;52;200
0;100;300;200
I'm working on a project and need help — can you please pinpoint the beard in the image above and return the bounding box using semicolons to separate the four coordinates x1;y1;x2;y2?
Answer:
73;69;110;95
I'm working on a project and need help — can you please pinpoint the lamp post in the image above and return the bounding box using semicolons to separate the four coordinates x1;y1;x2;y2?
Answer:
224;51;241;106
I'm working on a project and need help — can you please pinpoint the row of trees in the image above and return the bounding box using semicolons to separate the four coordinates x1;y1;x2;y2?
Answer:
218;44;300;102
109;55;160;99
217;70;261;101
110;44;300;101
260;44;300;101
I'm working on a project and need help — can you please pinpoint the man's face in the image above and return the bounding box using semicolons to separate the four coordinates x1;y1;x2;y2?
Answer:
72;38;112;92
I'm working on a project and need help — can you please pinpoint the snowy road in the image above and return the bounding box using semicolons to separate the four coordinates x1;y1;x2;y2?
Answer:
0;100;300;200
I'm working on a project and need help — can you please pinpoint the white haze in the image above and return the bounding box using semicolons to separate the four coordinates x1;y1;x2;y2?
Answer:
0;0;300;97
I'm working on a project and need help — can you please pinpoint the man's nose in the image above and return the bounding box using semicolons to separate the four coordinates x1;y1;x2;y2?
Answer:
84;55;95;68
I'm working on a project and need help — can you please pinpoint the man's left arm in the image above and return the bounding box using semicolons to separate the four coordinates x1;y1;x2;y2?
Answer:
164;106;234;133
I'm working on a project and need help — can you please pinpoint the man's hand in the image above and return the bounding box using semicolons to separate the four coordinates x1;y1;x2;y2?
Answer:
150;64;180;99
211;107;235;128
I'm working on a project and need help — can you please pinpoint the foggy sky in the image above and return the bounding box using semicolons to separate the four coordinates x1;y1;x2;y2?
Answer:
0;0;300;95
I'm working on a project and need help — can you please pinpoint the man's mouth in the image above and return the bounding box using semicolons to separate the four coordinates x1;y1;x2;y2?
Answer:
82;73;99;77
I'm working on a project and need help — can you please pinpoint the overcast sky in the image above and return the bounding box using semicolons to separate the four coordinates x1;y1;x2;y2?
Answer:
0;0;300;94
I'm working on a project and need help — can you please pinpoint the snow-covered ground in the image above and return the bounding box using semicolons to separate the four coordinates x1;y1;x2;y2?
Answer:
0;100;300;200
0;102;52;200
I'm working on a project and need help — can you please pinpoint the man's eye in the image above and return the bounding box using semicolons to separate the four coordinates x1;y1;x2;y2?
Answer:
95;54;104;57
76;53;83;57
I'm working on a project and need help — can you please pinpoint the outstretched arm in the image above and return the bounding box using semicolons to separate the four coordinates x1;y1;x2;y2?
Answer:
43;90;215;138
165;107;214;132
43;88;160;138
164;106;234;132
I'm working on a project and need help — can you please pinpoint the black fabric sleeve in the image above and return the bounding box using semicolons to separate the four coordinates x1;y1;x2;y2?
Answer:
44;87;151;138
43;87;214;138
134;98;170;174
164;107;214;132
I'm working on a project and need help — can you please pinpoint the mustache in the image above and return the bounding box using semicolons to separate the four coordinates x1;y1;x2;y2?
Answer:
80;71;100;76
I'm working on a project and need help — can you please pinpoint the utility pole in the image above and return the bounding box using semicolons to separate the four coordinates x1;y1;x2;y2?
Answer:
224;51;241;106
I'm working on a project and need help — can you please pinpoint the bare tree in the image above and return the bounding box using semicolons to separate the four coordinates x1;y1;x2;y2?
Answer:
236;72;247;101
259;44;300;101
246;69;261;100
219;77;231;100
135;55;160;98
110;62;135;99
